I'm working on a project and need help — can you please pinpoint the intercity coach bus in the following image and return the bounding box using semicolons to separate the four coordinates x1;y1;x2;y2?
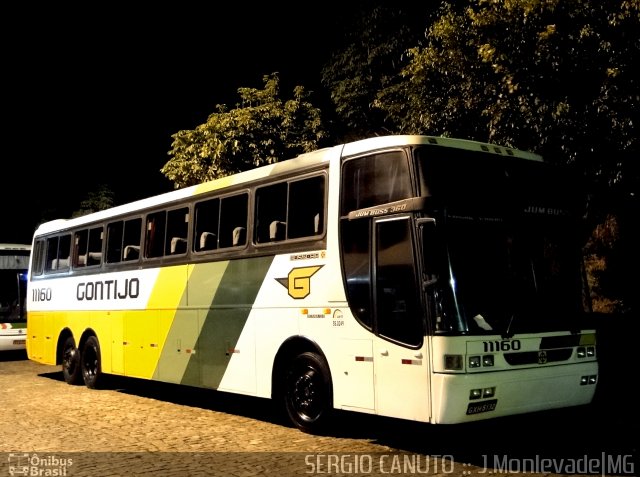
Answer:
1;243;30;352
26;135;598;433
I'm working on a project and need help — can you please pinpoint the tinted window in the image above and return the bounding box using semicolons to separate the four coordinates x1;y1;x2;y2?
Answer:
341;151;412;215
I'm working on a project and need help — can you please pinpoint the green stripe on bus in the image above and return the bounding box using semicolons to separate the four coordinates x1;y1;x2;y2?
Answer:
153;256;274;388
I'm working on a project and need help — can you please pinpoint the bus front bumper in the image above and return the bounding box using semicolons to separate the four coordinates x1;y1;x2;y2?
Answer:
430;361;598;424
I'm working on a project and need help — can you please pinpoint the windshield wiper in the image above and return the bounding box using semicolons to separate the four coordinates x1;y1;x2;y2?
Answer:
502;313;516;339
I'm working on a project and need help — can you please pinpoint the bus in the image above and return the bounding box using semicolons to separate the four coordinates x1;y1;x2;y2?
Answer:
26;135;598;432
1;243;30;352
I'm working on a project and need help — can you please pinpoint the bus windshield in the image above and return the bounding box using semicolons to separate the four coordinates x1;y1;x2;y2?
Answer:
416;146;590;336
438;215;587;335
0;246;30;323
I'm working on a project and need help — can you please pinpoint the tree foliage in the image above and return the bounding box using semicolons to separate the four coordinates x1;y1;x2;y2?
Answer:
320;2;430;141
379;1;639;172
161;73;325;188
71;184;115;218
325;0;638;313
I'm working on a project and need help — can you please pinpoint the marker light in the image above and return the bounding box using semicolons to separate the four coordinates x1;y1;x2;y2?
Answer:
469;387;495;400
482;387;495;398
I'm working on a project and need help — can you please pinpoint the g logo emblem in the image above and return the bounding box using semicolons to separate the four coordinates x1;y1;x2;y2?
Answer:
276;266;324;299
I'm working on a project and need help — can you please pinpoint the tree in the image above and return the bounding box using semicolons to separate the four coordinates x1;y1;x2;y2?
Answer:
324;0;639;313
71;184;115;218
320;1;431;142
379;1;639;167
382;0;639;313
161;73;325;188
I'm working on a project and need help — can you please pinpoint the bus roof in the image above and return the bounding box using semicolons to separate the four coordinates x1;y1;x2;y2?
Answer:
33;145;338;236
341;135;543;161
33;135;542;236
0;244;31;252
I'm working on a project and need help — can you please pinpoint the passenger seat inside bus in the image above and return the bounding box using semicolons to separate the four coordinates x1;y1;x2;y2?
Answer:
232;227;246;246
170;237;187;254
199;232;216;251
49;258;69;270
123;245;140;261
269;221;286;241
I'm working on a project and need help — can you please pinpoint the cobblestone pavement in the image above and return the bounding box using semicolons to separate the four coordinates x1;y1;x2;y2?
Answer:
0;351;634;476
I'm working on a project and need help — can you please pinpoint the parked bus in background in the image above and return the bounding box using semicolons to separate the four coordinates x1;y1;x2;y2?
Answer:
1;243;30;352
26;135;598;433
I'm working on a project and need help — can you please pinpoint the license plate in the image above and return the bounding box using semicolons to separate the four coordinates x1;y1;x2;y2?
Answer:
13;339;26;345
466;399;497;415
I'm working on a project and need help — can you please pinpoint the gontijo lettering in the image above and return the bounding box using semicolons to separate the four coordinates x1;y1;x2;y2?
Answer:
77;278;140;301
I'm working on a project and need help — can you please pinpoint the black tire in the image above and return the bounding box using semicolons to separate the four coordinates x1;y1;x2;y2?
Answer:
81;335;102;389
283;351;332;434
61;336;82;385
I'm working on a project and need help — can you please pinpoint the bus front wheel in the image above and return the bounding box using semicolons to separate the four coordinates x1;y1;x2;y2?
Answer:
81;336;102;389
283;351;332;434
61;336;82;385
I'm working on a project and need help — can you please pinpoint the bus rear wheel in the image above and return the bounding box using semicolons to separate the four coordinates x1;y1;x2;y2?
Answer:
81;336;102;389
61;336;82;385
283;351;332;434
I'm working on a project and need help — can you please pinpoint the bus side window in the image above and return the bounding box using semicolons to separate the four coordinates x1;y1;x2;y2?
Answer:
376;218;422;346
341;151;411;215
165;207;189;256
57;234;71;270
108;218;141;263
145;211;166;259
341;218;372;329
122;218;142;261
106;221;124;263
220;193;248;248
74;229;89;268
288;175;325;239
45;238;57;271
194;197;220;252
74;226;102;268
255;183;287;244
46;234;71;272
87;226;103;266
31;240;45;276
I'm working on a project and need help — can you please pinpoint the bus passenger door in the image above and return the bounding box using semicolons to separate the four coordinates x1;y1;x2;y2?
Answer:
372;216;430;422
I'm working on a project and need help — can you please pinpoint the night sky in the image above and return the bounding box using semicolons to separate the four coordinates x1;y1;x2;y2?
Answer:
3;4;357;244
